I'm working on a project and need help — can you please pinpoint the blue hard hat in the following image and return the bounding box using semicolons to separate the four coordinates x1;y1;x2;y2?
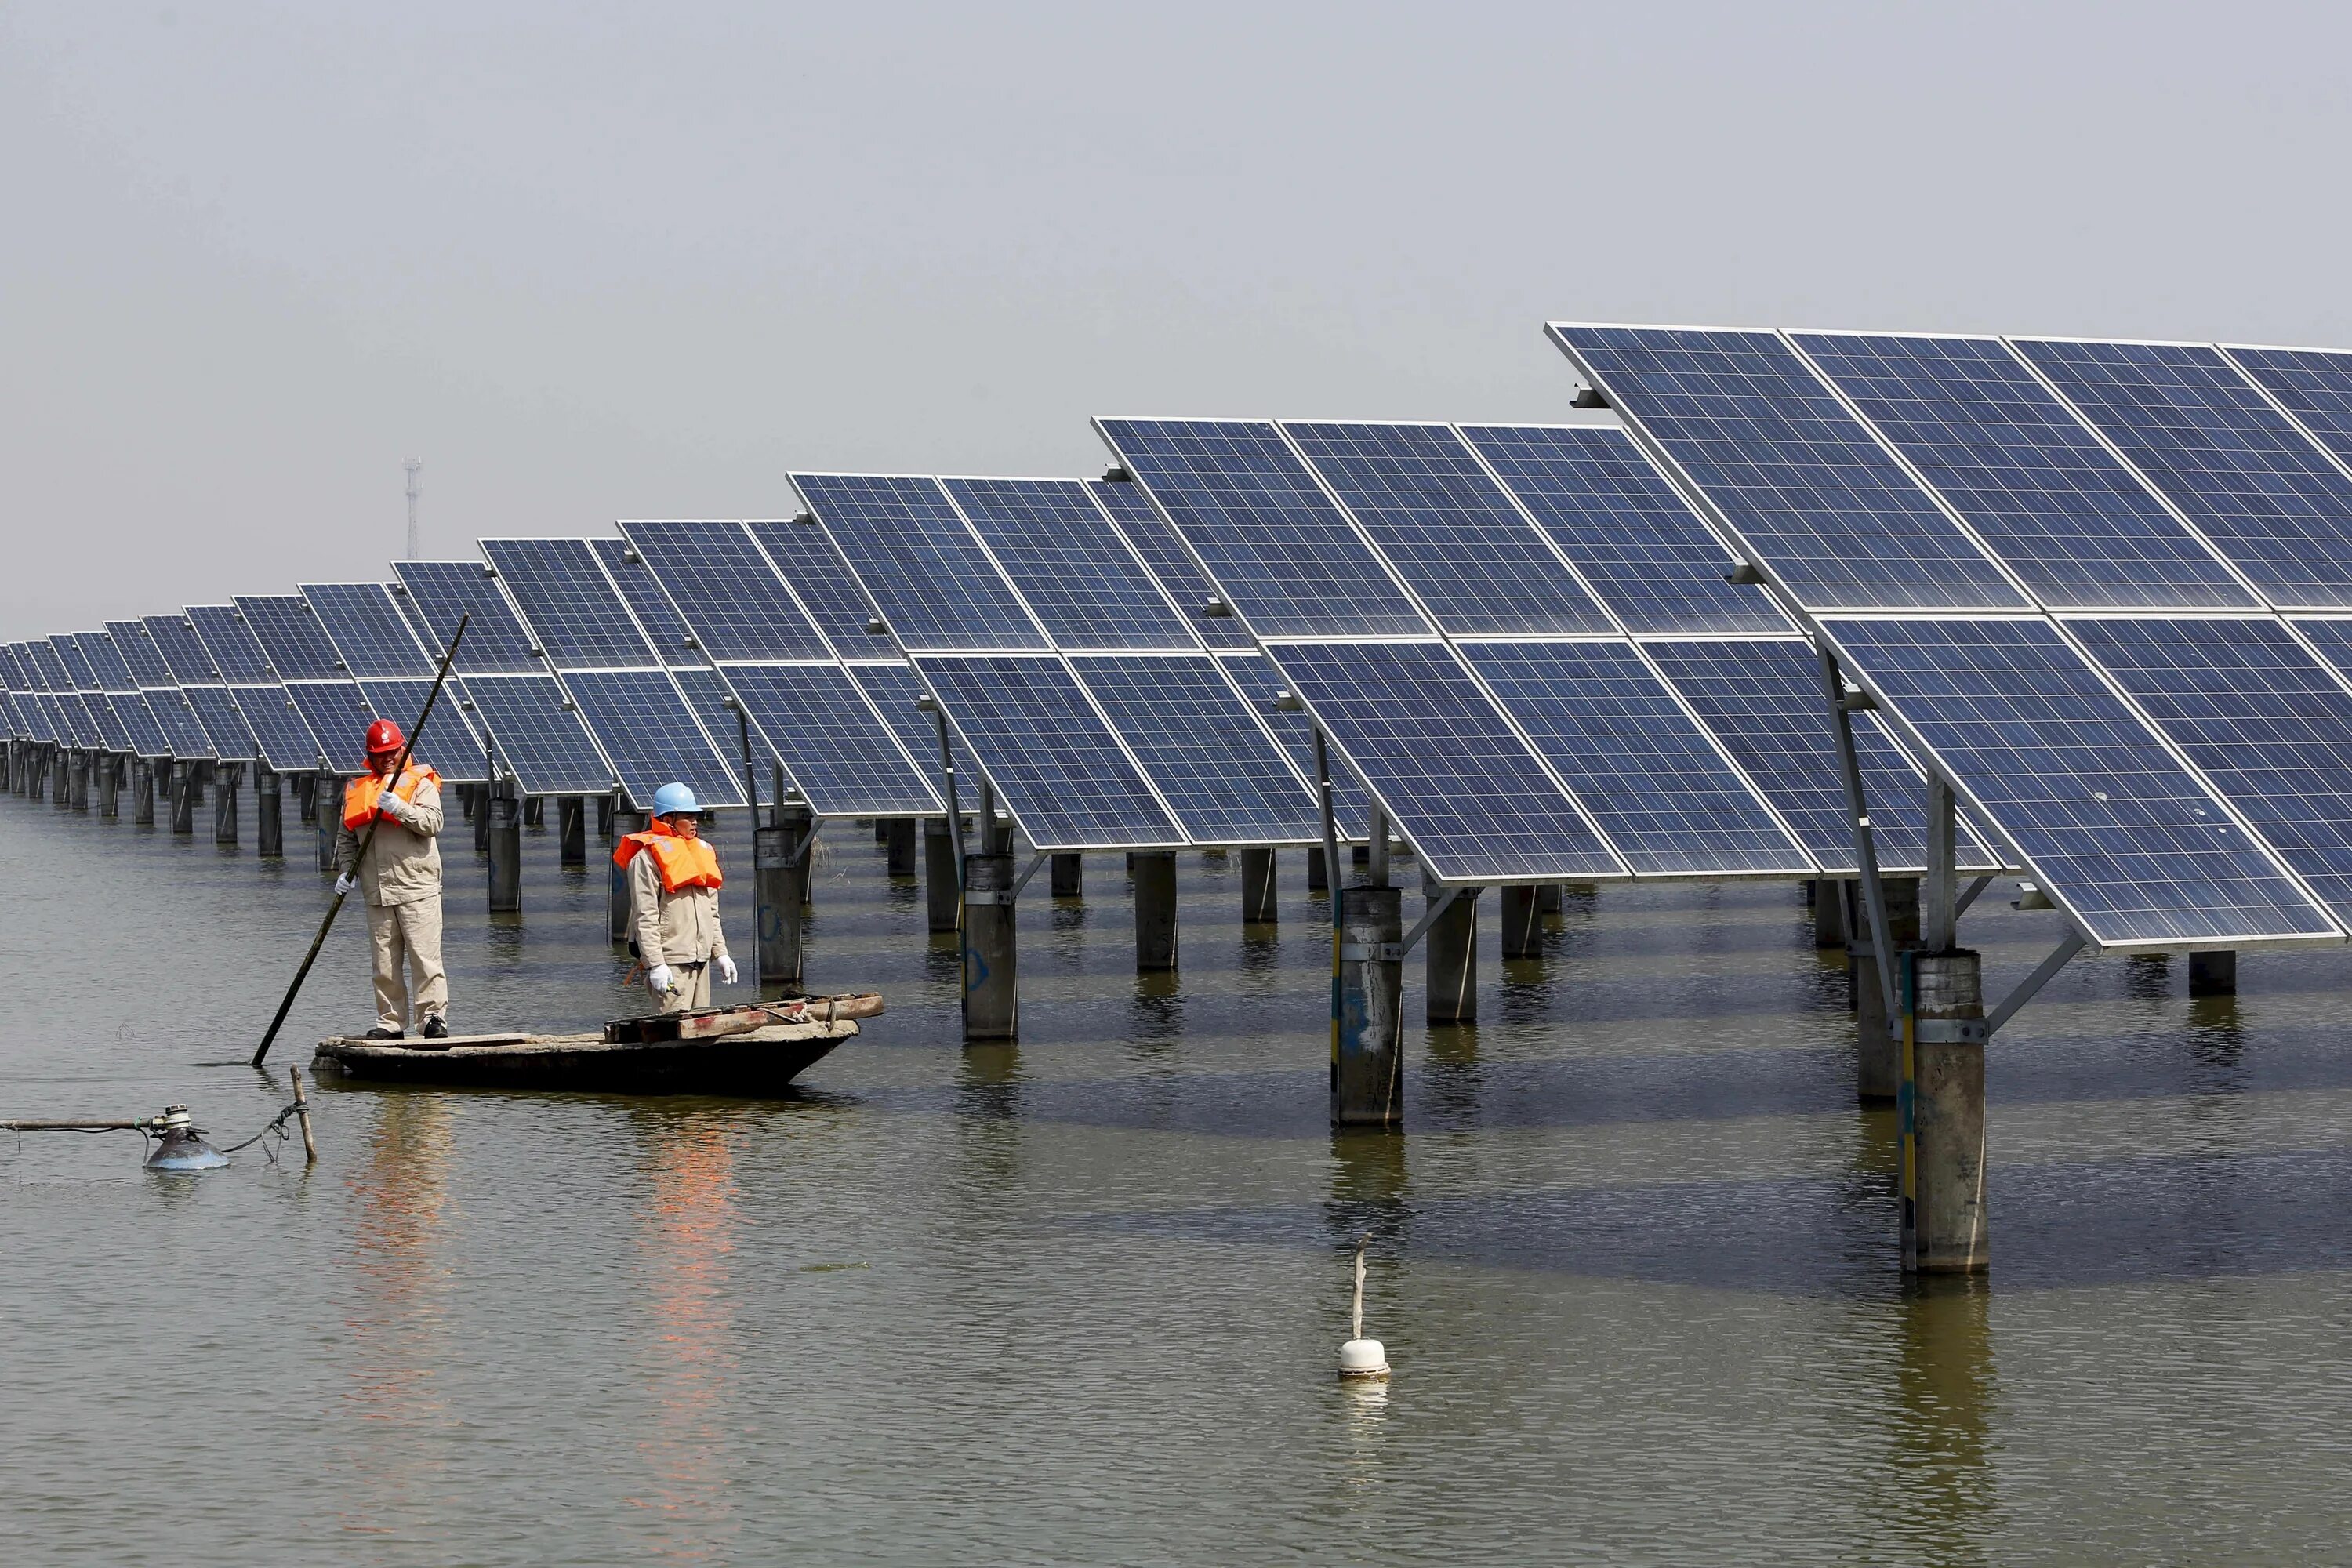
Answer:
651;782;699;818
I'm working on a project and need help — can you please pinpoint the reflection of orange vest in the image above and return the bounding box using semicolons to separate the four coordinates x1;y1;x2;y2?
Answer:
614;820;724;892
343;765;440;830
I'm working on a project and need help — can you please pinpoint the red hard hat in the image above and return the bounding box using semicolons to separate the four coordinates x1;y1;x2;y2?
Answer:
365;718;405;753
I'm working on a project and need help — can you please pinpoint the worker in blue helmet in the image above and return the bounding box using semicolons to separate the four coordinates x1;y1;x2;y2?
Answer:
612;782;736;1011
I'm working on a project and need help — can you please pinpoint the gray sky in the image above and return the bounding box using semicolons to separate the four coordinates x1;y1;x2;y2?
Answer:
7;1;2350;632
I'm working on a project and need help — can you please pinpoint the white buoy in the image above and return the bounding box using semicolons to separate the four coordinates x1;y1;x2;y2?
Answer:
1338;1234;1390;1381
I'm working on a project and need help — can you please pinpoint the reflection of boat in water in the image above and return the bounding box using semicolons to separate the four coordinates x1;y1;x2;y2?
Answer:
312;995;879;1094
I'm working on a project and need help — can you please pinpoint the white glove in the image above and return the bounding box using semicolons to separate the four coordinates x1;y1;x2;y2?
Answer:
334;873;355;897
717;955;737;985
647;964;674;995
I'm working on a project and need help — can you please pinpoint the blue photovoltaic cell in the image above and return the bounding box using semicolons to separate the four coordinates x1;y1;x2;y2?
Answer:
103;621;175;686
2013;339;2352;609
592;538;713;669
909;655;1184;850
55;639;133;752
143;615;218;684
457;673;618;796
621;521;837;662
393;561;542;673
186;605;277;683
943;477;1198;650
2069;616;2352;915
1093;419;1432;638
747;520;884;658
1283;422;1614;635
1217;651;1370;836
237;595;349;681
15;688;56;744
1268;641;1624;881
557;668;745;811
50;634;103;691
1458;641;1810;875
1089;479;1256;648
719;664;939;816
354;679;487;780
480;539;655;670
105;690;172;757
285;682;378;773
2228;344;2352;470
1791;332;2254;610
1460;424;1786;635
1548;326;2029;612
1641;638;1983;874
1071;654;1320;844
231;684;327;771
670;666;768;801
848;662;949;783
793;474;1050;652
182;684;256;760
78;631;140;691
302;584;435;677
1824;616;2336;945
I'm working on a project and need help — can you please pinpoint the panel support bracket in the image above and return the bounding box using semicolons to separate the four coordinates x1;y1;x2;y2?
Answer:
1986;931;2086;1036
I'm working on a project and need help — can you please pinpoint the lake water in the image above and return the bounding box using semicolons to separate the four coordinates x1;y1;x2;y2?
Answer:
5;790;2352;1564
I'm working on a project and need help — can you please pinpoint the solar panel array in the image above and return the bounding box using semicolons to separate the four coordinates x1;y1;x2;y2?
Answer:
186;604;327;772
299;583;488;780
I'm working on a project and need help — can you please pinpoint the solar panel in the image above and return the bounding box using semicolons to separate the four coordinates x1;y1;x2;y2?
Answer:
1822;615;2336;946
556;669;745;811
235;595;347;681
53;638;135;752
746;519;884;657
2226;344;2352;471
591;538;707;670
1091;419;1431;638
392;561;541;673
354;678;488;782
670;666;764;797
285;682;376;773
1458;423;1788;635
848;663;949;783
103;620;173;686
78;631;140;691
1789;332;2256;611
2066;616;2352;916
1089;478;1257;648
715;664;941;816
228;684;328;771
1217;650;1370;836
617;521;835;662
908;654;1185;851
143;615;220;684
942;478;1200;650
100;688;172;757
793;474;1051;652
185;605;275;683
180;684;256;760
1456;640;1810;875
1546;325;2030;612
1265;640;1624;882
479;539;653;670
2011;338;2352;610
302;584;435;677
1282;422;1616;636
1642;637;1980;874
1069;653;1322;844
456;673;619;796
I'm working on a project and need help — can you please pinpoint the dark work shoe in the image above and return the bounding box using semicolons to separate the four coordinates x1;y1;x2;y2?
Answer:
420;1017;449;1040
365;1026;405;1040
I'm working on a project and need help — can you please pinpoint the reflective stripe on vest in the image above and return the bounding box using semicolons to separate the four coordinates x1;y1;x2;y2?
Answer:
613;822;724;892
343;765;441;831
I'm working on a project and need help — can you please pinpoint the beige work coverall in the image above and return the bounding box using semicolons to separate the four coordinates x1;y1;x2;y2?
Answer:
333;775;448;1031
629;851;731;1013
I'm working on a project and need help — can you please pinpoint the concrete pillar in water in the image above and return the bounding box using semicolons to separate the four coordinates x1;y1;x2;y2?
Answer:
1334;884;1404;1127
924;817;960;932
212;764;238;845
610;803;645;941
886;818;919;877
1240;845;1277;923
1424;873;1479;1024
873;818;889;844
71;750;92;811
132;758;154;826
472;784;491;854
557;795;586;868
755;802;813;996
1853;877;1922;1102
462;782;479;823
1908;948;1988;1274
97;753;119;818
169;761;195;833
294;771;315;826
1536;884;1563;916
487;784;523;914
962;850;1018;1040
1133;850;1178;971
1307;844;1328;892
596;793;614;841
53;749;74;811
1051;851;1083;897
2189;949;2238;996
1814;879;1848;947
1500;884;1541;960
256;766;283;858
316;770;340;872
522;794;544;828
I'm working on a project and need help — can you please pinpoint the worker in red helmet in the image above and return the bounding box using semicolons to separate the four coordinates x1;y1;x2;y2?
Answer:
332;717;450;1039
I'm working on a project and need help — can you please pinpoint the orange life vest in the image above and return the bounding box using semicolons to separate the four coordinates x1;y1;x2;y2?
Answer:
614;818;724;893
343;764;441;831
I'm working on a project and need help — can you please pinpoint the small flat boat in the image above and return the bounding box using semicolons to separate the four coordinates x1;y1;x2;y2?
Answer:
312;993;882;1094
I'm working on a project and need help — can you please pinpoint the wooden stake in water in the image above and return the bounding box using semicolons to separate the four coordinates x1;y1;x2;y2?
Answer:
289;1065;317;1165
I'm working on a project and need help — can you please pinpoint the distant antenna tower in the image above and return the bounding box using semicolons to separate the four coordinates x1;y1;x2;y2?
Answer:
403;458;423;559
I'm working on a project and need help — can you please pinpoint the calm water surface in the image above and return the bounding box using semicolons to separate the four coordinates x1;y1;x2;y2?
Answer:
5;794;2352;1564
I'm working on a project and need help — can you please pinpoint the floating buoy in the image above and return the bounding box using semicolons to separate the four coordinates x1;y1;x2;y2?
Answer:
143;1105;230;1172
1338;1235;1390;1381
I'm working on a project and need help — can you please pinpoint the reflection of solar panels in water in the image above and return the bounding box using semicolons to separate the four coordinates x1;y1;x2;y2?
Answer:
943;477;1198;651
910;655;1184;851
591;539;704;670
236;595;347;680
1823;615;2336;947
392;561;541;673
619;521;834;662
302;584;436;677
1089;477;1255;648
1070;652;1322;844
556;669;745;810
747;518;884;658
456;674;617;796
715;664;939;817
794;474;1050;652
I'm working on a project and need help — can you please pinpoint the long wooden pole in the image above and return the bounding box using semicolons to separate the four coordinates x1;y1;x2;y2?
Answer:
252;615;469;1066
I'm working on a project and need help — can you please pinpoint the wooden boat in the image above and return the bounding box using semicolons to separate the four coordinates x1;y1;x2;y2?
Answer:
311;993;882;1094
